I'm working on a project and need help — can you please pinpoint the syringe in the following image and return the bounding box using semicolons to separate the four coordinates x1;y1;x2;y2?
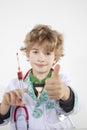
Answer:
16;53;24;98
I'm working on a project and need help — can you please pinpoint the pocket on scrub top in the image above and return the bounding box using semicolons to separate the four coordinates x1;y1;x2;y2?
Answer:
46;114;75;130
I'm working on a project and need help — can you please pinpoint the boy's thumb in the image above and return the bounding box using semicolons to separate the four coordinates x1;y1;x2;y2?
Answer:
52;64;60;78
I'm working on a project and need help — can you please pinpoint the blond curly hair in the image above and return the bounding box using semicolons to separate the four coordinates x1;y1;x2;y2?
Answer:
21;24;64;62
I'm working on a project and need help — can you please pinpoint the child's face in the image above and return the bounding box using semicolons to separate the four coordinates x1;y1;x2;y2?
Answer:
28;41;56;77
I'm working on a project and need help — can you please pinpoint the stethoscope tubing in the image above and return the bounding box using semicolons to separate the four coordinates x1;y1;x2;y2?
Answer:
14;106;29;130
13;70;30;130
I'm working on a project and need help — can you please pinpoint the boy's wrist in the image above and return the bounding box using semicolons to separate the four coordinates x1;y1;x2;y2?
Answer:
0;103;10;115
61;85;70;101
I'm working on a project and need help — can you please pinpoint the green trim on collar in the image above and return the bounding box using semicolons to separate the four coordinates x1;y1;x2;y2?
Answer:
29;70;52;84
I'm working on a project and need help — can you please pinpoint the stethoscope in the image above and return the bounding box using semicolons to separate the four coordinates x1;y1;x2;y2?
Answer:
13;106;29;130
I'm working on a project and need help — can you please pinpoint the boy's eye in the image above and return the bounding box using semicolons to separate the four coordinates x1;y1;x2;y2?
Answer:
45;52;51;55
33;50;38;53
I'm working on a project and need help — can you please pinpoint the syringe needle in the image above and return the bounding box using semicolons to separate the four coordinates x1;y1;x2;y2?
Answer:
16;52;20;72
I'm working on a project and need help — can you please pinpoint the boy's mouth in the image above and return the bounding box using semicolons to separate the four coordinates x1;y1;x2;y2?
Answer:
35;63;47;67
36;64;45;67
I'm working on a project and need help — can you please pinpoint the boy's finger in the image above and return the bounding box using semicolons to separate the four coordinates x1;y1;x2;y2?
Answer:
52;64;60;78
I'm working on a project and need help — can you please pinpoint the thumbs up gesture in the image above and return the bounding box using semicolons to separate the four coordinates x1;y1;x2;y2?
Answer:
45;64;70;101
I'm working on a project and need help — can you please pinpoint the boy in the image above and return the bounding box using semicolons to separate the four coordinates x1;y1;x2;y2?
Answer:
0;24;79;130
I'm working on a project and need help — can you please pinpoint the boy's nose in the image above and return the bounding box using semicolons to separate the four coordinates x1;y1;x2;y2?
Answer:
39;53;45;60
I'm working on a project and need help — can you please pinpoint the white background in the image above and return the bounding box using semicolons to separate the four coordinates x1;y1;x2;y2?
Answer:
0;0;87;129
